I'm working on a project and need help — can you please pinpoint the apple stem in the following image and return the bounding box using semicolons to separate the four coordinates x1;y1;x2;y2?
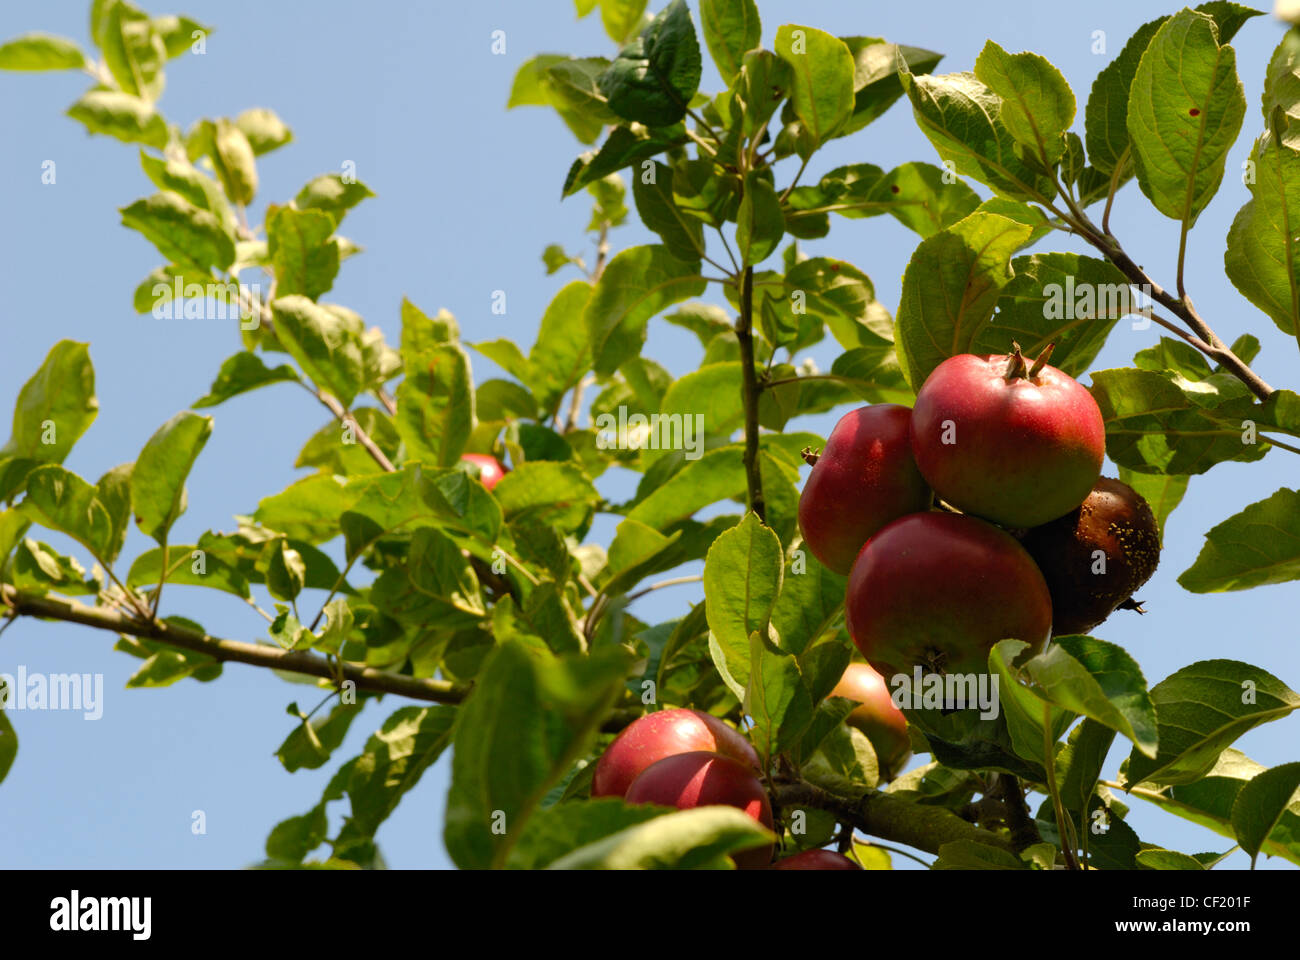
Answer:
800;446;821;467
1116;597;1146;615
1003;342;1028;381
1028;341;1057;378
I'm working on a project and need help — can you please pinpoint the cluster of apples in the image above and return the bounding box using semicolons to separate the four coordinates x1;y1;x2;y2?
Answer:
800;345;1161;680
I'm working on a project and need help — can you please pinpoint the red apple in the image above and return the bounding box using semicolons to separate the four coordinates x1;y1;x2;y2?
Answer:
846;512;1053;679
831;662;911;780
909;346;1105;528
769;849;862;870
591;708;759;799
460;453;507;491
798;404;932;575
624;751;774;868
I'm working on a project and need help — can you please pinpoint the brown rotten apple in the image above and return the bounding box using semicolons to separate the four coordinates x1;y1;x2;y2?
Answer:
591;708;759;799
910;345;1105;528
1016;476;1161;636
797;404;932;575
847;512;1053;679
831;662;911;780
624;751;774;868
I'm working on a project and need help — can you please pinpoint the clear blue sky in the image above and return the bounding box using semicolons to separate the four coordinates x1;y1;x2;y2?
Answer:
1;0;1296;870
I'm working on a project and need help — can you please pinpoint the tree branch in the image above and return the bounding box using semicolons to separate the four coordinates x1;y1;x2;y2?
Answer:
774;781;1015;857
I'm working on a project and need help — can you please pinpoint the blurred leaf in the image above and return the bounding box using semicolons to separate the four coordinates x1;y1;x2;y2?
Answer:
131;411;212;543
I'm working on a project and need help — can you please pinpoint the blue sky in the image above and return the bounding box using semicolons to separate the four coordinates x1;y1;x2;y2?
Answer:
0;0;1296;870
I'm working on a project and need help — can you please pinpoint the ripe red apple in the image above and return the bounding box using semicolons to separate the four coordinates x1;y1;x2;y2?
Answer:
846;512;1053;679
797;404;932;574
460;453;507;491
831;662;911;780
591;708;759;799
624;751;774;868
768;849;862;870
1016;476;1161;636
909;346;1105;528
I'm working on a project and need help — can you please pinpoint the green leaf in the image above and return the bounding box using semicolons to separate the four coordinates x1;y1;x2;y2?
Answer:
632;161;705;262
1056;718;1118;828
1232;762;1300;866
6;539;97;596
1225;139;1300;336
699;0;760;84
265;804;328;863
0;33;86;70
193;352;299;408
0;707;15;785
774;25;855;148
584;244;705;375
986;254;1132;376
338;706;457;845
508;798;668;869
840;39;944;137
599;0;649;45
934;840;1026;870
127;544;250;599
1127;748;1300;866
1178;488;1300;591
530;281;593;413
1136;848;1206;870
20;465;116;560
120;192;235;273
1117;467;1188;545
563;125;687;197
746;631;815;762
627;445;745;529
1;341;97;466
492;461;598;534
974;40;1075;165
894;211;1033;387
131;411;212;543
212;118;258;206
901;68;1054;202
67;90;167;148
271;296;365;407
235;107;292;155
96;0;166;100
988;640;1077;767
1089;367;1266;475
293;174;374;226
736;171;783;266
1127;8;1245;225
268;207;339;300
138;150;235;234
770;554;844;656
1085;16;1165;177
547;806;773;869
1125;660;1300;786
274;702;362;772
704;512;783;699
445;643;631;869
1020;636;1158;757
598;0;701;127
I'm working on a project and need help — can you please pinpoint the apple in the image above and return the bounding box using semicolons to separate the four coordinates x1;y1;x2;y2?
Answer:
460;453;507;491
624;751;774;868
831;662;911;780
797;404;932;575
909;346;1105;528
1016;476;1161;636
846;512;1053;679
769;849;862;870
591;708;759;799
